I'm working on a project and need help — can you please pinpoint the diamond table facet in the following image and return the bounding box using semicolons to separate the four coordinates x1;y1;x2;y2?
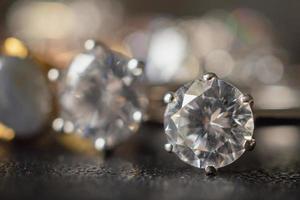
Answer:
58;44;146;149
164;76;254;169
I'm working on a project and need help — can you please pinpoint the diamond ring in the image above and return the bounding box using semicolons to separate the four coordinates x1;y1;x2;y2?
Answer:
163;73;255;175
52;40;148;151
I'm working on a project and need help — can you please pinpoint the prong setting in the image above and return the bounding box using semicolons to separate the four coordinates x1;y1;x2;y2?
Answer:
48;68;60;82
84;39;97;51
127;59;144;77
163;92;175;104
63;121;75;134
132;110;143;123
202;72;217;81
164;143;173;153
56;40;144;150
94;137;107;151
163;75;254;170
239;94;254;107
52;118;74;134
52;118;64;132
244;138;256;151
205;166;217;176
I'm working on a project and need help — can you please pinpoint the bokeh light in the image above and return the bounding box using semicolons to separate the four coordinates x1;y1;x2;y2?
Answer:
3;1;298;111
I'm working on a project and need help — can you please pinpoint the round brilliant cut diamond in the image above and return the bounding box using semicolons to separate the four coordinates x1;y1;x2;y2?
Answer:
58;44;146;149
164;76;254;168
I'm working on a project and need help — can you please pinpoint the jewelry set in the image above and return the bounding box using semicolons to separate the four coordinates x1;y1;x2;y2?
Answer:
0;38;267;176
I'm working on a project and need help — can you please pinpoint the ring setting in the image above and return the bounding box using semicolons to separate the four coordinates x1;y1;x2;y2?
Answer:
52;40;147;151
163;73;255;175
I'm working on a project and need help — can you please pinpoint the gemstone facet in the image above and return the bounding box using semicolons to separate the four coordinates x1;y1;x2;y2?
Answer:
0;56;52;138
58;44;146;149
164;75;254;169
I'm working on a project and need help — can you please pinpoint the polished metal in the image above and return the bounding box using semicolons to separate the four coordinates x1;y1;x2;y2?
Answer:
163;92;175;104
47;68;60;82
164;143;173;153
239;94;254;107
205;166;217;176
127;59;145;77
52;118;64;133
94;137;107;151
202;72;217;81
244;139;256;151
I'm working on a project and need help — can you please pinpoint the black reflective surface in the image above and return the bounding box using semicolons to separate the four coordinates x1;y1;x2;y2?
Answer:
0;122;300;200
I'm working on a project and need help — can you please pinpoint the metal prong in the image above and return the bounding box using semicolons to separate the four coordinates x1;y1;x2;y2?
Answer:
95;138;107;152
52;118;64;132
132;110;143;123
63;121;75;134
127;59;144;77
202;72;217;81
48;68;60;82
163;92;174;104
239;94;254;107
205;166;217;176
84;39;97;51
164;143;173;153
244;138;256;151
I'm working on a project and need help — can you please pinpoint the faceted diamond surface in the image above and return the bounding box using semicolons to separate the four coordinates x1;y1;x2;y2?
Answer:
0;56;52;138
58;45;146;149
164;77;254;169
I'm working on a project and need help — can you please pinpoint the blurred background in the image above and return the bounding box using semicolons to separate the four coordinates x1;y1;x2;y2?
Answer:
1;0;300;112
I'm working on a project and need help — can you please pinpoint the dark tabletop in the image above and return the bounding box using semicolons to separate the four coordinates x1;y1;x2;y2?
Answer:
0;121;300;200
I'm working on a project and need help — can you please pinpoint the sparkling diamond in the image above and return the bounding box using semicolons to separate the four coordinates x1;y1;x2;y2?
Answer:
164;76;254;169
0;56;52;138
58;44;146;149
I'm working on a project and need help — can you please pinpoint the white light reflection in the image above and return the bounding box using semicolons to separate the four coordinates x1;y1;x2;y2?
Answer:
146;27;188;83
124;20;201;84
67;54;95;85
127;59;139;71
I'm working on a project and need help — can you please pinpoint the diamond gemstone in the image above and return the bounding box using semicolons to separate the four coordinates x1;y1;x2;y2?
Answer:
164;76;254;169
58;44;146;149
